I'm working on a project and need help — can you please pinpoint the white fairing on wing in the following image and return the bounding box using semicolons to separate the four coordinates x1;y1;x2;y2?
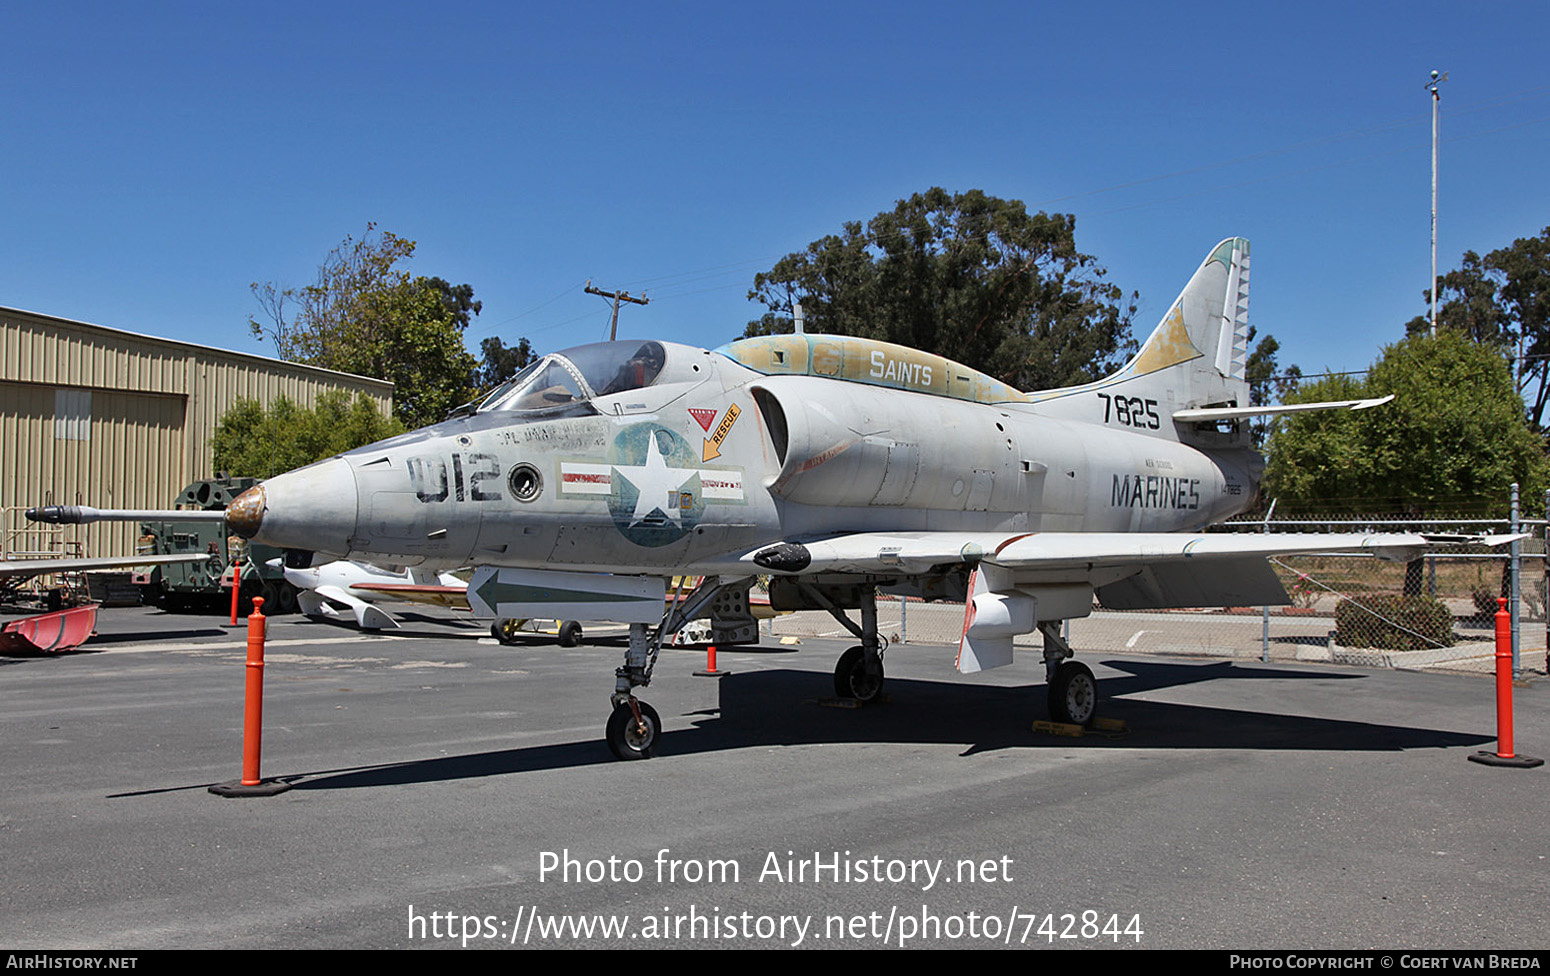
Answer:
956;568;1094;674
956;568;1021;674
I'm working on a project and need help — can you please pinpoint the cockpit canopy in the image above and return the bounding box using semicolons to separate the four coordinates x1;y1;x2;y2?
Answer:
464;340;671;416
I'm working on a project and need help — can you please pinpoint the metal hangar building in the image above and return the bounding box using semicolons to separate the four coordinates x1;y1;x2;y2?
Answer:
0;305;393;560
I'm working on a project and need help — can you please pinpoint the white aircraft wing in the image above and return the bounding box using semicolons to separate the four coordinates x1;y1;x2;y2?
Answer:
726;529;1516;676
728;530;1515;611
737;530;1487;574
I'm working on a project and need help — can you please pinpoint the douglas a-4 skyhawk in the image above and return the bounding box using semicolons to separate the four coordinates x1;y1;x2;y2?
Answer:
225;238;1477;759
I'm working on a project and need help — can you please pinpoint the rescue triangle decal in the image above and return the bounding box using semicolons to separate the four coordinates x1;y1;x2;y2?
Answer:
688;408;717;432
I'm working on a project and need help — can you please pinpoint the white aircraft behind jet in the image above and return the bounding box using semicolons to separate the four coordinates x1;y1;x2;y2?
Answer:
277;557;585;644
227;238;1494;759
274;559;465;630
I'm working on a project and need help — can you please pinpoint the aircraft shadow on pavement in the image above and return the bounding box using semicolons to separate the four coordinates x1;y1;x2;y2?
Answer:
279;660;1491;792
281;614;630;646
284;614;485;640
77;627;231;645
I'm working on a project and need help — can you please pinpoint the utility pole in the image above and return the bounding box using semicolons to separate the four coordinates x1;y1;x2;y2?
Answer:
1428;69;1449;337
584;280;651;341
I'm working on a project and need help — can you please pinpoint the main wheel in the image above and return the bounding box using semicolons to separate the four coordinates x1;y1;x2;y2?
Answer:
558;620;583;647
833;645;884;703
606;701;661;760
491;618;528;645
1047;660;1097;726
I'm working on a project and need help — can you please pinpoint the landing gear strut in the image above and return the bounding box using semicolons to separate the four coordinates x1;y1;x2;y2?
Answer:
800;582;886;703
1040;620;1096;726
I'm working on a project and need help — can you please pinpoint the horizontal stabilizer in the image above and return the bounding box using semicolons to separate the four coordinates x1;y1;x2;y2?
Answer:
1173;395;1394;423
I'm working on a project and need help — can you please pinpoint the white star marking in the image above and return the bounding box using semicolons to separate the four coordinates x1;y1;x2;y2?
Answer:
612;429;697;528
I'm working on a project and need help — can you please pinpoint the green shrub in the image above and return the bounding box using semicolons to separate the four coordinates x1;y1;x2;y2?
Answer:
1335;593;1455;650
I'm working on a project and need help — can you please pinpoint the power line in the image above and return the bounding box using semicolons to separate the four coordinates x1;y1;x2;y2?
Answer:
584;281;651;341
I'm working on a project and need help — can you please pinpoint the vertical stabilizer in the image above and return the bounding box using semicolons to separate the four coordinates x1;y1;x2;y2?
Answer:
1029;238;1253;442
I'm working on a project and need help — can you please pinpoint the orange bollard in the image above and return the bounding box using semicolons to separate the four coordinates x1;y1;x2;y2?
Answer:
694;642;730;678
241;596;267;784
228;562;241;626
209;596;293;795
1469;598;1542;768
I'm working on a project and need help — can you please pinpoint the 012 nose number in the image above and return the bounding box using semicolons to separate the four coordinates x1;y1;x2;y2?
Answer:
407;453;502;503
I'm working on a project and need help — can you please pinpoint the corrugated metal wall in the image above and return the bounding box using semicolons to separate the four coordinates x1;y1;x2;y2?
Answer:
1;307;394;558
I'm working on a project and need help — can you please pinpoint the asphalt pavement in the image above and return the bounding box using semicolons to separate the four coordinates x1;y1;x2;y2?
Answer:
2;604;1545;950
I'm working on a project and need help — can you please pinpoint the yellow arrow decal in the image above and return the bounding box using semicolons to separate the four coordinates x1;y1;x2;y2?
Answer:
702;403;740;461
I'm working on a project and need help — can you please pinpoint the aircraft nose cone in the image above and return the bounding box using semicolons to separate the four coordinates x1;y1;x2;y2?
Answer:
227;486;266;539
234;458;360;555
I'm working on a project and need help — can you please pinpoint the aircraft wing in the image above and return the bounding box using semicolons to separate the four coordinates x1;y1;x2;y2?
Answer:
730;529;1514;611
730;529;1517;674
739;530;1487;574
0;553;214;579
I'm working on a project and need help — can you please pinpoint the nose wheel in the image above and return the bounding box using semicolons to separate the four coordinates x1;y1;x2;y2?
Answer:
606;700;661;760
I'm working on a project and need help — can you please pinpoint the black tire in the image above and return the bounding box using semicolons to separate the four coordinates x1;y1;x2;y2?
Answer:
606;701;661;760
268;581;299;615
558;621;583;647
490;618;524;645
1047;660;1098;726
833;645;884;703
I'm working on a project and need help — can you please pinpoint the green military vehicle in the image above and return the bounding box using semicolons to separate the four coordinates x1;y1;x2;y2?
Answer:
139;476;298;613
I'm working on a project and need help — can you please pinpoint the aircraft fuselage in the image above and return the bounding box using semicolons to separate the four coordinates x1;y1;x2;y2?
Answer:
235;340;1261;573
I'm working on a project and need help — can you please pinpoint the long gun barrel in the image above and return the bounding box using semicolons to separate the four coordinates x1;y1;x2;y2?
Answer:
26;506;228;525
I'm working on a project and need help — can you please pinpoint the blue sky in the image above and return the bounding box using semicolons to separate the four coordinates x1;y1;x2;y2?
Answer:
4;1;1546;387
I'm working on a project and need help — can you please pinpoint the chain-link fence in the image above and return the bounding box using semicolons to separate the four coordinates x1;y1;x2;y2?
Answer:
765;489;1550;679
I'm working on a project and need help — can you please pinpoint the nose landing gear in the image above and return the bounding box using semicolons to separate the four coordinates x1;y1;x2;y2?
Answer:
602;576;748;760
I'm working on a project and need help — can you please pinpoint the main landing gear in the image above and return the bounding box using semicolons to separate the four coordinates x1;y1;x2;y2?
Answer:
819;584;886;703
1040;620;1097;726
834;646;884;702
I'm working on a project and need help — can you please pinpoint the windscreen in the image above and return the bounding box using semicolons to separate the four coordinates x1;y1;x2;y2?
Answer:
478;341;668;414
